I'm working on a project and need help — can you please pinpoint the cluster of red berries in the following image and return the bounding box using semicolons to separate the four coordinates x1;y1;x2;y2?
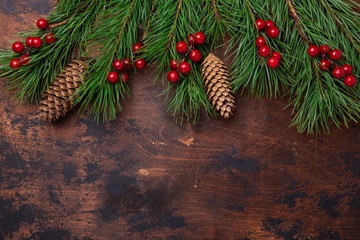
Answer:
167;32;205;83
255;19;280;39
308;44;356;87
10;19;56;69
254;19;281;69
107;43;146;83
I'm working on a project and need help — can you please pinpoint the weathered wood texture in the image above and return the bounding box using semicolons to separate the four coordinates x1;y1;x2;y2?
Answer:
1;1;360;239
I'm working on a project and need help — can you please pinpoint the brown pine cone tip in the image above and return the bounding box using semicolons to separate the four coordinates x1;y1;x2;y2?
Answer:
39;60;88;122
201;53;235;119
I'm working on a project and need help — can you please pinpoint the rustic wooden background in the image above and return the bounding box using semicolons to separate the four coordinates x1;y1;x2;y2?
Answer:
1;1;360;239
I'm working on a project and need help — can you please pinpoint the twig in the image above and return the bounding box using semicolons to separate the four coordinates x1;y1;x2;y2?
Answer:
112;0;138;63
212;0;221;23
246;0;259;20
141;0;157;42
117;1;138;39
166;0;183;50
286;0;311;45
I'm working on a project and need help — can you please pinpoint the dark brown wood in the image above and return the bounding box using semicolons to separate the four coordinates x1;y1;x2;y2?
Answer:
1;1;360;239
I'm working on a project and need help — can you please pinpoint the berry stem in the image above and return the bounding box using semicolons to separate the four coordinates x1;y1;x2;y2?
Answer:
183;45;193;61
323;54;340;68
177;44;194;72
21;28;51;58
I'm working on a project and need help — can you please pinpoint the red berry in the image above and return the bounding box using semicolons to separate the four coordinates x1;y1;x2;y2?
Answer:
170;59;178;70
342;64;353;75
167;71;179;83
135;59;146;69
132;43;142;53
26;37;33;48
307;45;319;57
31;37;43;48
268;27;279;38
319;59;330;71
255;37;266;47
10;59;21;68
176;41;188;54
12;42;24;53
187;34;196;46
319;45;330;54
123;58;131;69
20;54;31;65
267;57;280;68
194;32;206;45
344;75;356;87
329;49;342;61
107;71;119;83
122;72;129;83
45;33;56;44
37;19;48;30
189;49;202;62
271;51;281;61
179;62;191;74
259;46;270;57
255;19;266;31
333;67;345;79
265;20;275;29
113;60;124;71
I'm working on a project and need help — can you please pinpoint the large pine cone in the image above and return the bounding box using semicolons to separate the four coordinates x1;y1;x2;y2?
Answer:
39;60;88;122
201;53;235;119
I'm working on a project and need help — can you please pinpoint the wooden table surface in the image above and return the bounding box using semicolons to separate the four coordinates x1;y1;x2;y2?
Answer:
1;1;360;239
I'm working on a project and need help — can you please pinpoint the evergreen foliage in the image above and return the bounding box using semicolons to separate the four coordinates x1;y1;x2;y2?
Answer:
0;0;100;103
74;0;152;122
0;0;359;134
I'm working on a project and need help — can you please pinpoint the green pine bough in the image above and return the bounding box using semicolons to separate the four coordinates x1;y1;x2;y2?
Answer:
0;0;359;135
287;0;360;134
74;0;152;122
0;0;100;103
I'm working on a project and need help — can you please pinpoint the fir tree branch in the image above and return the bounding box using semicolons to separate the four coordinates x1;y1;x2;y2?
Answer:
287;0;360;134
142;0;215;123
226;0;292;98
0;0;101;103
74;0;153;122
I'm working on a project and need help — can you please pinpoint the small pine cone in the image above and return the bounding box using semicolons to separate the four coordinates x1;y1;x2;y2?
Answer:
201;53;235;119
39;60;88;122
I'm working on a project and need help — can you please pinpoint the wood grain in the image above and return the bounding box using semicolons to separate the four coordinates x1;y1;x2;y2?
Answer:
1;1;360;239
